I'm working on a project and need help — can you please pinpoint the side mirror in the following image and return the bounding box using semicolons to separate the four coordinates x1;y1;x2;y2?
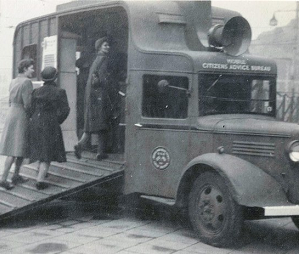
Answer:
157;80;169;93
157;79;190;97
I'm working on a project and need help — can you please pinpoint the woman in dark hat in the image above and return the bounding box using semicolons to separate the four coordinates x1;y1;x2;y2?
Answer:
29;66;70;190
74;36;112;160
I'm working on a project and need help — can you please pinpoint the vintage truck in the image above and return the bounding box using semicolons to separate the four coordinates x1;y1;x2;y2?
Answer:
3;0;299;247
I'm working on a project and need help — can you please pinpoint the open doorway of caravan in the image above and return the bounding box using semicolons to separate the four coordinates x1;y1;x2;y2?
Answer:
58;6;128;158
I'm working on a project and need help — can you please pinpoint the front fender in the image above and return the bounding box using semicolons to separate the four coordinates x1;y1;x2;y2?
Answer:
181;153;289;207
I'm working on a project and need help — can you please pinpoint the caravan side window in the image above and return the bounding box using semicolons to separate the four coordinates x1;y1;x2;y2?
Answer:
142;75;188;119
22;44;37;78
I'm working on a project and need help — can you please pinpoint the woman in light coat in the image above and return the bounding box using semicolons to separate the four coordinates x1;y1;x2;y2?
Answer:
0;59;34;190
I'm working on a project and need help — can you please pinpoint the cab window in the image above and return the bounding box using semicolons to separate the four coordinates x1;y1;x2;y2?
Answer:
142;75;189;119
200;74;276;116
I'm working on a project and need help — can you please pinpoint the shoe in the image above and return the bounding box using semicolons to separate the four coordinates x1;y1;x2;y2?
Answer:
74;144;82;159
96;153;108;161
11;175;28;185
0;181;14;190
36;182;49;190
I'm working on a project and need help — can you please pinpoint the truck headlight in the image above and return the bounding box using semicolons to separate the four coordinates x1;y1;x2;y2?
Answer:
287;141;299;162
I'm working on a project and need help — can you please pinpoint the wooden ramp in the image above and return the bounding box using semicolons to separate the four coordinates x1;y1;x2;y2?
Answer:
0;152;125;220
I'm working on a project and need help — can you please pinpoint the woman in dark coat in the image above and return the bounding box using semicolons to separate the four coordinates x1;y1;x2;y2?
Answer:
74;37;112;161
29;66;70;190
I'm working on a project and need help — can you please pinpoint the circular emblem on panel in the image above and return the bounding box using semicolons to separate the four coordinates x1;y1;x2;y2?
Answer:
151;147;170;170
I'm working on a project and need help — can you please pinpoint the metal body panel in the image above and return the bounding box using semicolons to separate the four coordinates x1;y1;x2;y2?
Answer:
207;115;299;203
126;127;190;197
13;17;57;79
199;114;298;136
181;153;289;207
191;52;277;75
124;69;194;197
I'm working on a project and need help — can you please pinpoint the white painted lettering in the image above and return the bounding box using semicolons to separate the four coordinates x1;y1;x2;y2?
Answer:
229;65;250;70
227;59;246;65
251;66;271;71
202;63;228;69
202;62;271;72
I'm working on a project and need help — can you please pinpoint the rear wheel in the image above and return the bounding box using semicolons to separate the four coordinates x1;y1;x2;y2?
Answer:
188;171;243;247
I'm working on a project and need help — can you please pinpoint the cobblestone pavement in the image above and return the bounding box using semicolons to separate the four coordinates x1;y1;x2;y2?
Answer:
0;198;298;254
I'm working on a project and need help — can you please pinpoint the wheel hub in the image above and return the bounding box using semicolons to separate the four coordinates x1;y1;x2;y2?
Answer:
198;185;226;230
200;199;215;221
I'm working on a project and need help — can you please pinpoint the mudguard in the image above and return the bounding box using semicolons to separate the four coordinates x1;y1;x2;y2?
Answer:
182;153;290;207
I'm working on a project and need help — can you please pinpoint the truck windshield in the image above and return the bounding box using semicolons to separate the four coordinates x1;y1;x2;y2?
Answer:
199;74;276;117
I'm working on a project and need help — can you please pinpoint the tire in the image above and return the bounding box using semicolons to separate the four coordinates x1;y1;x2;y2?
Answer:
188;171;244;247
292;216;299;230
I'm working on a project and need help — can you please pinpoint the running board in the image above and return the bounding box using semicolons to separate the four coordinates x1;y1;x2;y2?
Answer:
140;195;176;206
264;205;299;216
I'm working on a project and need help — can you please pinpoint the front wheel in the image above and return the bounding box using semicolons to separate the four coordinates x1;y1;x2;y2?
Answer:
188;172;244;247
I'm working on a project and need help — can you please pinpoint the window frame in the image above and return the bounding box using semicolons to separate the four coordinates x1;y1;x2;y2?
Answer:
141;73;190;120
198;73;277;117
139;72;192;126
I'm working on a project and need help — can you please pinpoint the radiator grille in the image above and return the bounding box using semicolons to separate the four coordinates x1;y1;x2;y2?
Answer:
232;141;275;157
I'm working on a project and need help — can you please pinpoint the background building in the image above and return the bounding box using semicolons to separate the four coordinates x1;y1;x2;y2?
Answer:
250;3;299;122
251;19;299;93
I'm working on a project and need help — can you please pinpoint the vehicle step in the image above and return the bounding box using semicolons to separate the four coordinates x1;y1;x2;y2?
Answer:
20;179;66;195
51;162;105;177
0;199;16;209
25;164;87;183
65;158;124;172
20;166;77;188
140;195;176;206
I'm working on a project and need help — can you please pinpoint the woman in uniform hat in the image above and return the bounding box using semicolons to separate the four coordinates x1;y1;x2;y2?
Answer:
29;66;70;190
0;59;34;190
74;36;112;161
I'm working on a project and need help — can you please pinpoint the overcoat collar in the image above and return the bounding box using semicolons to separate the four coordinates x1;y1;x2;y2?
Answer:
43;81;56;86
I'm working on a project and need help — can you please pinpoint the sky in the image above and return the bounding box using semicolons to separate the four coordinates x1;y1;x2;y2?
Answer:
212;1;297;39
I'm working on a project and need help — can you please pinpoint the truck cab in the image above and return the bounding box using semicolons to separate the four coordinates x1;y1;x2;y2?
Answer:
12;0;299;247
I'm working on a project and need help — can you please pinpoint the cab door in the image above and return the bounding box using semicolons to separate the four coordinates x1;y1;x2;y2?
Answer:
125;72;192;198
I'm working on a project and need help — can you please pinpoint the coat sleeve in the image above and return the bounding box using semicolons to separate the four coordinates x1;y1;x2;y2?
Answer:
89;56;106;88
96;57;108;86
28;89;37;118
22;79;33;114
57;89;70;124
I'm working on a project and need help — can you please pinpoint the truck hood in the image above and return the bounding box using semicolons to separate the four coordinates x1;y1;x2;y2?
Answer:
197;114;299;137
